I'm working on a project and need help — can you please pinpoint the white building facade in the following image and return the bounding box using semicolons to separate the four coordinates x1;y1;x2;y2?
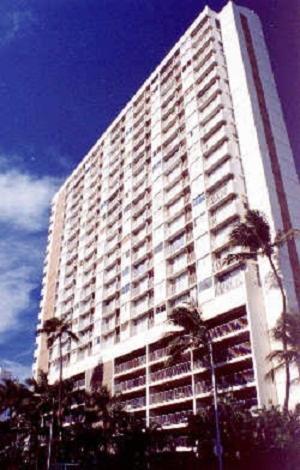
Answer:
34;1;300;430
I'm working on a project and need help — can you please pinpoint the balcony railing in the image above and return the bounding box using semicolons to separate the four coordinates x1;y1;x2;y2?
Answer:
115;375;146;393
215;268;244;295
102;300;120;317
150;361;191;383
205;159;235;190
210;316;248;340
151;409;192;427
115;354;146;374
132;297;153;317
150;384;193;405
210;198;242;230
122;396;146;410
207;178;236;209
218;368;254;391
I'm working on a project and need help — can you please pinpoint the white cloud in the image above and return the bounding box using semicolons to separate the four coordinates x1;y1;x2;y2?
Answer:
1;359;32;382
0;161;61;338
0;169;60;231
0;237;38;335
0;9;36;47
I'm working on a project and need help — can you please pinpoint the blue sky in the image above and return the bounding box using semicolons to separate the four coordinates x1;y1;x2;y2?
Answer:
0;0;299;380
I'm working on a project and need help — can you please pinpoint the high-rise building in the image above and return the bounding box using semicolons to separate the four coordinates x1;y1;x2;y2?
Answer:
34;0;300;429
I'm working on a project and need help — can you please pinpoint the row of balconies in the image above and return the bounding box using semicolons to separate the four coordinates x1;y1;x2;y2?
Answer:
150;361;191;384
210;316;248;340
115;374;146;393
167;230;193;257
168;272;197;297
167;251;195;277
132;296;154;318
115;354;146;375
132;241;152;263
150;384;193;405
151;409;193;427
191;14;212;46
131;277;154;298
209;197;242;232
215;267;245;296
164;176;189;205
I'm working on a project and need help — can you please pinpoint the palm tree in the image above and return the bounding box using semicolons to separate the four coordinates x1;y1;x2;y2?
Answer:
225;209;300;410
37;314;79;431
267;313;300;385
166;301;223;470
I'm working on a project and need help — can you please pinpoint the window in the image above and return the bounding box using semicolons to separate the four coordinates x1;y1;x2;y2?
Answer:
154;242;163;254
193;193;205;206
121;283;130;294
198;277;212;292
122;266;130;276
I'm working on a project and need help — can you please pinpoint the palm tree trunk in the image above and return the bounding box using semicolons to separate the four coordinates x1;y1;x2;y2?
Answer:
58;335;63;435
46;418;53;470
267;254;290;411
208;341;223;470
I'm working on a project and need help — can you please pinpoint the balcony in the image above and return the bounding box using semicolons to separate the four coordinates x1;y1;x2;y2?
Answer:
215;268;245;296
105;234;121;253
212;225;233;252
200;108;233;141
167;230;193;257
80;285;95;302
149;346;168;363
132;210;151;232
115;354;146;375
168;273;197;297
132;225;152;246
103;281;120;299
132;296;153;318
131;278;153;298
210;198;242;231
206;178;238;210
132;194;151;216
122;396;146;411
168;252;195;276
132;242;151;262
77;299;94;317
104;265;120;283
205;158;237;191
132;260;153;281
210;316;248;341
218;368;255;392
162;135;183;159
115;375;146;393
195;380;211;395
202;123;234;157
191;15;213;47
102;319;116;335
151;409;192;428
166;197;186;220
166;211;192;238
192;28;213;56
102;299;120;318
203;139;238;173
163;148;186;174
133;178;150;198
161;90;182;115
78;315;93;331
165;177;189;205
150;361;191;384
150;384;193;406
104;250;121;268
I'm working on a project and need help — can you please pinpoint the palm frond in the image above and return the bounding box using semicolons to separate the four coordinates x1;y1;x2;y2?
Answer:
265;361;286;380
223;251;257;266
228;210;272;254
273;228;300;248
